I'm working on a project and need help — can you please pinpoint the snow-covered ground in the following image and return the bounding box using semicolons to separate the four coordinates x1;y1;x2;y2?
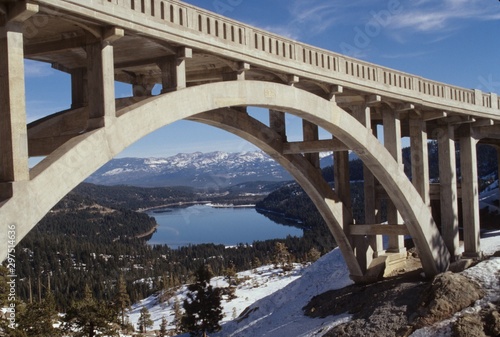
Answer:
126;233;500;337
126;184;500;337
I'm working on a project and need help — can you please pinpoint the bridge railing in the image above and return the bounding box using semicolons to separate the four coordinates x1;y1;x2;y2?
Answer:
99;0;498;112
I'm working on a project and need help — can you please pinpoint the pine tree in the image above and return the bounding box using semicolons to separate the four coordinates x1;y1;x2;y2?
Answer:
18;290;62;336
64;284;119;337
113;275;131;326
159;315;168;337
306;247;322;262
273;242;292;271
137;306;153;333
181;265;223;337
172;297;183;335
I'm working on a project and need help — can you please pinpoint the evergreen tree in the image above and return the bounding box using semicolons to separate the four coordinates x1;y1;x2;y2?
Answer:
137;306;153;333
159;315;168;337
181;265;223;337
18;290;62;337
273;242;292;271
64;284;118;337
172;297;183;335
306;247;321;262
113;275;131;326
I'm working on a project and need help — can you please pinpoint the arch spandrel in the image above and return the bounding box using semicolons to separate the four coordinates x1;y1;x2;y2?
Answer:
1;81;449;279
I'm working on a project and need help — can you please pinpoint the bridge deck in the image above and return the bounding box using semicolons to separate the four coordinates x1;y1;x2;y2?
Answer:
22;0;500;129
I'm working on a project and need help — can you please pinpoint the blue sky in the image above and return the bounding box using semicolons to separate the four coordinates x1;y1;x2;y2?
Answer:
25;0;500;159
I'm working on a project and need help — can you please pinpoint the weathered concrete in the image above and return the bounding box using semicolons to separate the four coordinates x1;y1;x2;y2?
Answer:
1;82;451;278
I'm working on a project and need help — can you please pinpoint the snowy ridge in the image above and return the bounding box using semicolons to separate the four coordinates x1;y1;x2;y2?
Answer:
86;151;291;187
125;234;500;337
122;183;500;336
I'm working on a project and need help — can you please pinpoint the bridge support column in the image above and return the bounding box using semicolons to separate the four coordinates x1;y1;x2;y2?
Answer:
86;32;121;129
302;120;320;169
460;125;481;258
410;115;430;207
351;104;383;272
437;124;460;260
70;68;87;109
382;109;406;254
0;21;32;199
269;110;286;141
159;47;192;93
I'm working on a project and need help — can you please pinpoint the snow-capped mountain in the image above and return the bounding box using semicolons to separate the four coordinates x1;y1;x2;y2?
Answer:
86;151;292;187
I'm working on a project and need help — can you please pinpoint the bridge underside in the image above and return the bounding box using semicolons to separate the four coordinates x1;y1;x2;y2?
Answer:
2;0;499;283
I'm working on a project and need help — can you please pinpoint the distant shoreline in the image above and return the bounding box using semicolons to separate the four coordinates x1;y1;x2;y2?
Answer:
135;224;159;239
138;201;256;213
136;201;211;213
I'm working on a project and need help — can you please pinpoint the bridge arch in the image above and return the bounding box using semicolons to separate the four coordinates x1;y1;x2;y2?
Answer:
2;81;449;279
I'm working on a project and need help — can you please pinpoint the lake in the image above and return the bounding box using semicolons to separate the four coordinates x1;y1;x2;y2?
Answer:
147;204;303;248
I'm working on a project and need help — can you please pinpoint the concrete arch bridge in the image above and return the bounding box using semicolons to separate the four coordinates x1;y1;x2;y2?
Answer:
1;0;499;283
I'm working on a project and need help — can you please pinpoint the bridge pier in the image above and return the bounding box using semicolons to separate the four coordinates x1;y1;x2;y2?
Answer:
70;68;88;109
348;103;380;273
382;109;406;256
437;124;460;260
460;125;481;258
409;114;431;207
86;29;123;129
0;5;37;200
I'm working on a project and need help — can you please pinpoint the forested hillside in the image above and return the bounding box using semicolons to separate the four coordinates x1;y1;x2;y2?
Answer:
15;183;329;312
258;142;499;233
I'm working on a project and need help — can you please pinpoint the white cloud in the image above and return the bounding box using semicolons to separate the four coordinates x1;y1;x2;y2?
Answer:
391;1;500;33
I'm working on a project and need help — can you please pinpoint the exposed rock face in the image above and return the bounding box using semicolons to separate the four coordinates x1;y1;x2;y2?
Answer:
413;271;485;328
304;270;489;337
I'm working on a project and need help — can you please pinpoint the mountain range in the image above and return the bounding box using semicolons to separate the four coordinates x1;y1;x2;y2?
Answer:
86;151;295;188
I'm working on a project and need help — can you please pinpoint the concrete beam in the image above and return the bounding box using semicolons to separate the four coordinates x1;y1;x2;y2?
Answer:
283;139;348;154
7;1;38;23
24;35;95;57
349;224;410;236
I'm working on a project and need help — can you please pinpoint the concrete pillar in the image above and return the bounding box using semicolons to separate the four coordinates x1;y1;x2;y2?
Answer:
352;105;383;252
334;150;351;211
70;68;87;109
437;125;459;260
460;125;481;258
302;120;320;169
351;104;382;271
159;47;192;93
0;22;29;193
409;115;430;207
382;109;405;253
86;40;116;129
269;110;286;141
